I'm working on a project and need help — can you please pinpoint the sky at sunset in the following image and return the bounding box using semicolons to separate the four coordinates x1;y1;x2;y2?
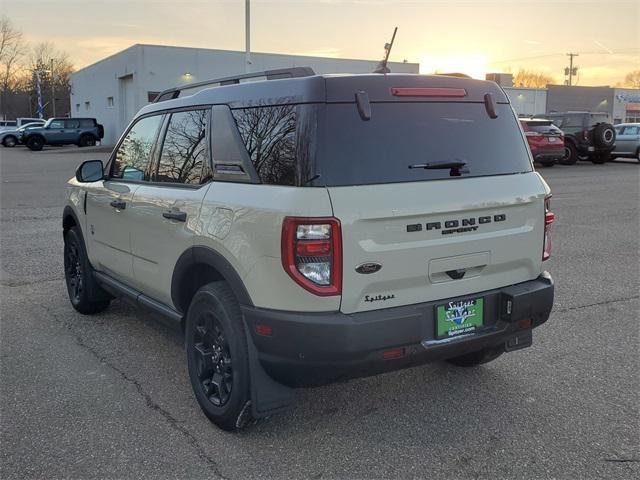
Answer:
2;0;639;86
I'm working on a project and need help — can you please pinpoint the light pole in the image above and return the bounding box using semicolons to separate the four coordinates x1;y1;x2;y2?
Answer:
50;58;56;117
245;0;251;73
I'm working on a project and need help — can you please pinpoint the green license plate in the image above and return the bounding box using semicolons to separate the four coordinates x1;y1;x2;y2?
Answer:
436;298;484;339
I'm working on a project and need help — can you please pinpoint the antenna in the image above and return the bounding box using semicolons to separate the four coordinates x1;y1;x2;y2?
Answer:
373;27;398;74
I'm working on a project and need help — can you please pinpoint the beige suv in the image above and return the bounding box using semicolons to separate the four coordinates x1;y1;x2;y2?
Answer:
63;68;555;430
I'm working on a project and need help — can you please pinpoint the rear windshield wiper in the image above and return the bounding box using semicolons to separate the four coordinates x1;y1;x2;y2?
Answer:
408;160;467;170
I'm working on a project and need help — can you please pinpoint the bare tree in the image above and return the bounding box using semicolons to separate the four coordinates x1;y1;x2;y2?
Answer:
26;42;74;117
513;69;556;88
0;15;26;119
624;70;640;88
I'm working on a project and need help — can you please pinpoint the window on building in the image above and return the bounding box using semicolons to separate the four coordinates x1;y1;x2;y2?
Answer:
154;109;208;184
112;115;163;181
84;101;90;111
75;104;80;112
231;105;297;186
107;96;114;107
147;91;161;103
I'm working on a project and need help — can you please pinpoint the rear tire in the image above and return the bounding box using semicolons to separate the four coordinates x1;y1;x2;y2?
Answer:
2;135;17;147
78;134;97;147
26;136;44;151
446;345;504;367
591;152;610;164
560;143;577;165
64;226;111;314
185;282;253;431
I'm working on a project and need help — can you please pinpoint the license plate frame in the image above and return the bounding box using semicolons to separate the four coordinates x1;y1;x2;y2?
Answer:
435;298;484;339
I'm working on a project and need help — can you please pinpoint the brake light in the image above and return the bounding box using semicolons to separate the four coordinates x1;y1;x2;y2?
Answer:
390;87;467;97
543;195;555;261
282;217;342;296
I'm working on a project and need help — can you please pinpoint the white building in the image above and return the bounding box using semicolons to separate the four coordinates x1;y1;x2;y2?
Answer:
71;44;419;144
503;87;548;117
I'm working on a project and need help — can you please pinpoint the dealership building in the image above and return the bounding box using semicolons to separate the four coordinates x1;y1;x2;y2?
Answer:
70;44;418;144
71;48;640;145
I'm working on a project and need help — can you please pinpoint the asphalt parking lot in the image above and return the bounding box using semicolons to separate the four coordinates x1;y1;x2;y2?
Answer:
1;146;638;480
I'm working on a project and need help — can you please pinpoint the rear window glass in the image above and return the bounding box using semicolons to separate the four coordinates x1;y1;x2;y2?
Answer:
314;103;532;186
524;121;561;134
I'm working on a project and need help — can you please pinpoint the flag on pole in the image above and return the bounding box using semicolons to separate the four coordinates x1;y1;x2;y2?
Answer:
35;71;44;119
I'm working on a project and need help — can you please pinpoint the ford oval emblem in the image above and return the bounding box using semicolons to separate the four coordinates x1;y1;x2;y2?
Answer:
355;262;382;274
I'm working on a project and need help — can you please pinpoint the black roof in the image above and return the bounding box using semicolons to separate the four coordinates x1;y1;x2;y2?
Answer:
138;72;509;117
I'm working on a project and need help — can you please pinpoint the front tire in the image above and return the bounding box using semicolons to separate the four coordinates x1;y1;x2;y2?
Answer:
2;135;17;147
185;282;253;431
446;345;504;367
64;226;111;314
26;136;44;151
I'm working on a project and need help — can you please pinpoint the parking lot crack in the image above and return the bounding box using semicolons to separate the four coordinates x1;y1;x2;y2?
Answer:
557;295;639;313
38;304;230;480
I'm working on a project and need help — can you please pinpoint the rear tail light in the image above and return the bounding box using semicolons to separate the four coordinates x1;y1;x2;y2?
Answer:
281;217;342;296
543;195;555;261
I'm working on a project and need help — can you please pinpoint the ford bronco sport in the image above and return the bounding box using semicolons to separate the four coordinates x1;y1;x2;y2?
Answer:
63;68;555;430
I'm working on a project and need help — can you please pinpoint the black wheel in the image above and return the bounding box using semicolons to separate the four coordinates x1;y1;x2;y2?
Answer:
591;152;610;164
186;282;252;431
26;136;44;151
64;226;111;314
446;345;504;367
78;134;97;147
2;135;17;147
559;143;578;165
593;123;616;148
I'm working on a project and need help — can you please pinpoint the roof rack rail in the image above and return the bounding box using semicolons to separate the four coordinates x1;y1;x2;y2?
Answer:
152;66;316;103
436;72;472;79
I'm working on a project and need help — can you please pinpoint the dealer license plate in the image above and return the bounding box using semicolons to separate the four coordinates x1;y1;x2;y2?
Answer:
436;298;484;339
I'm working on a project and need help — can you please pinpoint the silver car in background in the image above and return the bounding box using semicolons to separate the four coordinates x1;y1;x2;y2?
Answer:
0;121;46;147
613;123;640;161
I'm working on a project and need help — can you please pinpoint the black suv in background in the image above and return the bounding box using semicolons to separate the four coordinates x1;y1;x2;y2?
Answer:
543;112;616;164
22;118;104;151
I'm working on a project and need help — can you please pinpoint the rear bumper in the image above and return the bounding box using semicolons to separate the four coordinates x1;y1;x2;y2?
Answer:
243;273;554;387
534;150;564;162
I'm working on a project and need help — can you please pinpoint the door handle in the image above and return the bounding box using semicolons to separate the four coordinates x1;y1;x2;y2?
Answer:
109;199;126;210
162;210;187;222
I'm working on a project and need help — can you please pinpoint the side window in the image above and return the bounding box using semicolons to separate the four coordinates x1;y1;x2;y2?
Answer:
112;115;163;181
65;119;80;129
78;119;94;128
49;119;65;129
154;109;208;184
622;126;639;135
231;105;297;186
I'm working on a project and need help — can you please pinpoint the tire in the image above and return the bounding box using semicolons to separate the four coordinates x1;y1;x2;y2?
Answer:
185;282;253;431
560;142;578;165
2;135;17;147
78;134;97;147
63;226;111;314
591;152;610;164
538;160;555;167
446;345;504;367
592;123;616;148
26;136;44;151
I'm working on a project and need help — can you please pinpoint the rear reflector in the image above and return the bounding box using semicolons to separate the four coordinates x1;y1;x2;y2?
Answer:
543;195;554;261
390;87;467;97
255;324;273;337
382;347;406;360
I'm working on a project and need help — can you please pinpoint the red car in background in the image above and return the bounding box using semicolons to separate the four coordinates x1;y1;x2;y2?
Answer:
520;118;565;167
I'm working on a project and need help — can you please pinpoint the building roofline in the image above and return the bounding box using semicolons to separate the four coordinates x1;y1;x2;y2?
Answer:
72;43;418;76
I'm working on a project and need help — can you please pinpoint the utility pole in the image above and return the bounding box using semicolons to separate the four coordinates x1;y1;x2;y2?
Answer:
245;0;251;73
565;53;578;86
50;58;56;117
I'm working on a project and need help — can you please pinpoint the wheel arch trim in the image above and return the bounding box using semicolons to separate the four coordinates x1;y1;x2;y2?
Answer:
171;245;254;313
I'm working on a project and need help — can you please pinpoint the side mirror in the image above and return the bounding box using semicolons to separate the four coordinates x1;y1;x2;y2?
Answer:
76;160;104;182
